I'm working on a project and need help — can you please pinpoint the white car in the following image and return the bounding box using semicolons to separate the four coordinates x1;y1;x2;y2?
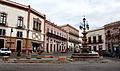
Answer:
0;48;11;56
89;51;98;54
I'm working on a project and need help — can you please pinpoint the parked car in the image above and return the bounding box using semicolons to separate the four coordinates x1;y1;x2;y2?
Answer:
60;49;68;53
0;48;11;56
89;51;98;54
102;51;112;57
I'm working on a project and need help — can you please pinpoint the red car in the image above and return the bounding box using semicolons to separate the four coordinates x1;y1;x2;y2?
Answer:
60;49;68;53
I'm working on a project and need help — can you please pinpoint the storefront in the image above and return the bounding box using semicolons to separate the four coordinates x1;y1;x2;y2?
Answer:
112;43;119;53
32;42;40;52
32;41;44;53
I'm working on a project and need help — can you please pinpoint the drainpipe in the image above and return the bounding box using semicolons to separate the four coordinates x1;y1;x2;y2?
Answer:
43;15;46;52
10;28;13;49
26;5;31;58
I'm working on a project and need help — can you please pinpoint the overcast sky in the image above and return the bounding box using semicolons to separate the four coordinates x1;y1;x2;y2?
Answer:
11;0;120;30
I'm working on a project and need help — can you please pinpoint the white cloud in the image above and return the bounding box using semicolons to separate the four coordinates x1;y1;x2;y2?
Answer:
11;0;120;30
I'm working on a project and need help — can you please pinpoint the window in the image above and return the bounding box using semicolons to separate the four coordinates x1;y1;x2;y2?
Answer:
17;31;22;38
54;44;55;52
17;16;23;28
54;31;56;34
98;35;102;43
57;32;59;35
88;37;91;43
89;46;91;51
50;44;52;52
0;29;5;36
46;43;49;53
50;39;52;41
51;29;53;33
33;18;41;31
93;46;97;51
0;12;7;25
47;28;49;32
93;36;96;43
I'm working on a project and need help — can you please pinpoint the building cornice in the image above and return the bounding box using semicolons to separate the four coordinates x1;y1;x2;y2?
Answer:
46;20;67;33
0;0;45;19
60;24;79;32
104;21;120;28
87;27;104;33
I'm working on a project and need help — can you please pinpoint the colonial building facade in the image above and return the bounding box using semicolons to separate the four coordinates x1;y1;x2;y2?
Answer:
87;28;106;51
44;20;67;53
60;24;80;51
104;21;120;53
0;0;45;53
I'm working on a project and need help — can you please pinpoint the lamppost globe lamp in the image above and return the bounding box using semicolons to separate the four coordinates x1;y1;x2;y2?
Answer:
79;17;89;53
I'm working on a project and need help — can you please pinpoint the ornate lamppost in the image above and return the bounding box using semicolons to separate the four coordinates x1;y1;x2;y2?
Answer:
79;17;89;53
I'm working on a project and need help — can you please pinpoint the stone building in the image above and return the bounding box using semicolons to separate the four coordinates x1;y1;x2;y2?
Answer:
87;28;106;51
60;24;80;51
44;20;67;53
104;21;120;53
0;0;46;53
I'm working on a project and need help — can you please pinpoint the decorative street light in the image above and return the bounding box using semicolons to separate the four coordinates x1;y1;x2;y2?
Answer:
79;17;89;53
10;28;13;49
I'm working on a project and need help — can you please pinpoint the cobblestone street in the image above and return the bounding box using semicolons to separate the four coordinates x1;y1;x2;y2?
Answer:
0;60;120;71
0;56;120;71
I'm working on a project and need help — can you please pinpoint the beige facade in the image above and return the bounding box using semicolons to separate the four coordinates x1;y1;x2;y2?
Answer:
44;20;67;53
0;0;45;53
87;28;106;51
60;24;80;51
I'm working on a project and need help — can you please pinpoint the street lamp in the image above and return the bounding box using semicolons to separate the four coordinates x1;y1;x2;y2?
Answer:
10;28;13;49
79;17;89;53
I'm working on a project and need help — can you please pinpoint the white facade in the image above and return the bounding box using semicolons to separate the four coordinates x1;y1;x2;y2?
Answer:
0;0;45;53
44;20;67;53
87;28;106;51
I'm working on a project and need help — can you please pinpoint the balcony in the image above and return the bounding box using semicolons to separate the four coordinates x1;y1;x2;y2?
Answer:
17;26;23;29
33;28;41;32
69;38;81;44
46;32;67;41
98;40;103;43
0;22;7;26
69;32;79;38
88;39;103;44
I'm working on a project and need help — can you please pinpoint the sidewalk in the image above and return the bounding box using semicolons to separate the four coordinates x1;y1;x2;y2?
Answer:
0;55;69;63
0;57;59;63
104;57;120;62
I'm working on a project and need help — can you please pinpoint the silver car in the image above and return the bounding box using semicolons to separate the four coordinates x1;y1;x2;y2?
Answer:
0;48;11;56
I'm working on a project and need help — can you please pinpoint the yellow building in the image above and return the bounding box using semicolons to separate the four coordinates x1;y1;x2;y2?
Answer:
60;24;80;51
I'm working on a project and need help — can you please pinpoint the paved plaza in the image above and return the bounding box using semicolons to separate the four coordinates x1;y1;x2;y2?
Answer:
0;56;120;71
0;60;120;71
